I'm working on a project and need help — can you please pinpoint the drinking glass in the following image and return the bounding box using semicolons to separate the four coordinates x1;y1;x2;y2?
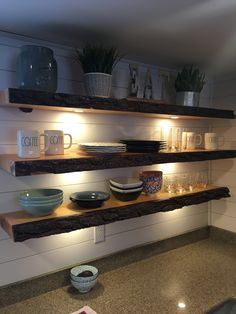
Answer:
196;172;208;189
186;173;197;192
163;175;176;194
176;174;187;194
172;128;182;152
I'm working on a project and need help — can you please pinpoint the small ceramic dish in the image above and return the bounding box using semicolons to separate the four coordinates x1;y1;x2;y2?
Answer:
109;177;143;189
70;191;110;208
110;185;143;201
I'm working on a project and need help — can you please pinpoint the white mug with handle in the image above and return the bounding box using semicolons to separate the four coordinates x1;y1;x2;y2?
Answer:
44;130;72;155
17;129;49;158
186;132;202;150
204;133;224;150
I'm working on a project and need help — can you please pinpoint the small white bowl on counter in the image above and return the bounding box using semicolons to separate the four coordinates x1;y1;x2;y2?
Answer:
70;265;98;293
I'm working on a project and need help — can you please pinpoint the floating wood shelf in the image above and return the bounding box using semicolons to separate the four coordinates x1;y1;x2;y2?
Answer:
0;186;230;242
0;88;234;119
0;150;236;177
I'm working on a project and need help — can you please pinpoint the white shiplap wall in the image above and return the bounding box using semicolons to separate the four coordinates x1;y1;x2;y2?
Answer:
0;32;211;287
210;74;236;233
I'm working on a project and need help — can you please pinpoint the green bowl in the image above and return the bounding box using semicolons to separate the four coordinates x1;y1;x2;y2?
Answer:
20;189;63;201
20;200;62;216
20;195;63;205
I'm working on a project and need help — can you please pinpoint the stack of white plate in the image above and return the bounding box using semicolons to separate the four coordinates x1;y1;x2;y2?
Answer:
79;142;126;154
109;177;143;201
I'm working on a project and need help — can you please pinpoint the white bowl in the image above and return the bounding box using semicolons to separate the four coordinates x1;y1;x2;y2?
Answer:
110;185;143;194
70;265;98;282
70;278;97;293
109;177;143;189
110;184;143;201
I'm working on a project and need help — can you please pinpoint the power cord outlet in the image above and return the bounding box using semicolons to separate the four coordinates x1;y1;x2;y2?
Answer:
94;225;105;243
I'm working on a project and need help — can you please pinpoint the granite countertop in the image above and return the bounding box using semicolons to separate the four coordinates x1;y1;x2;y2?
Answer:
0;237;236;314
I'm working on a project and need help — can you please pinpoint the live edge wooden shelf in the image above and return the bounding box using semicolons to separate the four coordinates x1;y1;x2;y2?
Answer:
1;150;236;176
0;88;235;119
0;186;230;242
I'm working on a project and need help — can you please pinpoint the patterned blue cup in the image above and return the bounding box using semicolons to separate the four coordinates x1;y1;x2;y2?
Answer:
139;171;163;194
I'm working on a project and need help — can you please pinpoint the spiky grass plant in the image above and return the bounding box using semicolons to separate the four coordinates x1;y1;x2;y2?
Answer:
175;66;206;93
75;44;122;74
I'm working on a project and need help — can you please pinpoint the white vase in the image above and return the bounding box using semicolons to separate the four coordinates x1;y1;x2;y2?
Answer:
176;91;200;107
83;72;112;97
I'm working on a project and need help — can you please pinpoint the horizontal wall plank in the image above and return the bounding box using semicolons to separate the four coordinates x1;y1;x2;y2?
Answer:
212;170;236;188
0;162;208;193
211;159;236;173
211;212;236;233
0;228;93;264
211;199;236;218
0;212;207;286
0;205;207;264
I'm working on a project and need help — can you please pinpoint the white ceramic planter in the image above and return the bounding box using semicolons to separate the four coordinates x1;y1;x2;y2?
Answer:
83;72;112;97
176;91;200;107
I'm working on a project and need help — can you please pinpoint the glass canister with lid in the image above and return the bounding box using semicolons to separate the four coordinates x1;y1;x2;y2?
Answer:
16;45;57;92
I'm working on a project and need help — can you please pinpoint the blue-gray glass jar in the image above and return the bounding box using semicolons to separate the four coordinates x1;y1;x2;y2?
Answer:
16;45;57;92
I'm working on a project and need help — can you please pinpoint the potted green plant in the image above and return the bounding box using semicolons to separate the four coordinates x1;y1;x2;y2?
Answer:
75;44;122;97
175;65;205;107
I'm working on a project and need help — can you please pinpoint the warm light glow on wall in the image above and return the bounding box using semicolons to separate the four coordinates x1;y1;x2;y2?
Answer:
58;112;86;124
55;172;88;185
158;119;174;127
159;163;177;174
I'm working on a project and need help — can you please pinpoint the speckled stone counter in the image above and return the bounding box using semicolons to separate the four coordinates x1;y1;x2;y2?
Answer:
0;236;235;314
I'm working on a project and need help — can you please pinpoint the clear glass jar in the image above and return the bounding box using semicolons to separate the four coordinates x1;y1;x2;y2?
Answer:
16;45;57;92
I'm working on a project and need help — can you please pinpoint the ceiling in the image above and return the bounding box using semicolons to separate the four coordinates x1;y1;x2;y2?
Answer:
1;0;236;73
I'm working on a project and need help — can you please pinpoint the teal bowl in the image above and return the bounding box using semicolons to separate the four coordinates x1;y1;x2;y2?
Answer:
20;200;62;216
20;189;63;201
20;195;63;206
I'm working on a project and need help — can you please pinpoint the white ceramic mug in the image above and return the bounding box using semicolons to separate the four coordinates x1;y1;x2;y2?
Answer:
204;133;224;150
186;132;202;150
44;130;72;155
17;130;49;158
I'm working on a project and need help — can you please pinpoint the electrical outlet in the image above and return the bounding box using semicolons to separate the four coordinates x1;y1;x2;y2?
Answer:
94;225;105;243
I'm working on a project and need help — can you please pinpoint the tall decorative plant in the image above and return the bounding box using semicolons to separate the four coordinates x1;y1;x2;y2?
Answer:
75;44;122;97
175;65;205;93
175;65;206;106
75;44;121;74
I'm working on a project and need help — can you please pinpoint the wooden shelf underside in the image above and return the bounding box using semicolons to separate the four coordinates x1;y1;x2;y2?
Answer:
1;150;236;176
0;88;234;119
0;186;230;242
